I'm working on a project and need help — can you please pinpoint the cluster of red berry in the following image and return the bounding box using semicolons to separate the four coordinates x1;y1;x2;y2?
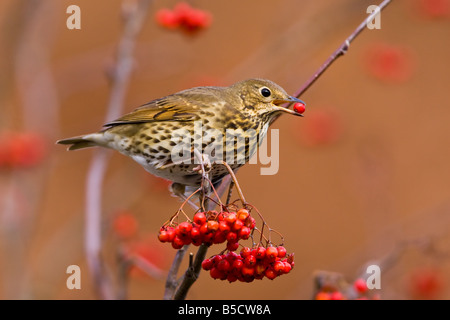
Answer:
202;246;294;282
417;0;450;19
0;131;45;169
315;278;378;300
155;2;212;34
158;209;256;250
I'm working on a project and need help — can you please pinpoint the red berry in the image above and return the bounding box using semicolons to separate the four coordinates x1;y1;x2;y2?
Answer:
315;291;332;300
185;9;210;28
217;259;230;272
293;102;306;114
226;251;239;261
244;255;257;267
155;9;180;29
232;259;244;271
219;220;231;233
193;212;206;225
212;254;223;265
226;232;238;243
190;227;201;239
227;273;238;283
199;223;209;235
225;213;237;225
354;278;368;294
202;258;213;270
418;0;450;19
255;247;266;260
410;267;444;299
166;227;176;242
330;291;344;300
283;262;292;274
113;212;138;239
240;247;252;259
232;219;244;231
245;217;256;229
364;43;415;83
0;131;46;168
237;208;249;221
178;221;192;234
173;2;192;17
217;259;231;272
277;246;287;258
226;241;239;251
216;212;224;221
273;261;284;274
210;267;224;280
180;235;192;245
241;266;255;277
238;226;251;240
207;220;219;232
158;230;169;242
201;232;213;243
171;236;184;249
265;246;278;260
265;269;277;280
212;231;226;244
255;264;266;276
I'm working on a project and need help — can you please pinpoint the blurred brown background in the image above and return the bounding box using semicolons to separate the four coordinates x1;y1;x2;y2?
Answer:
0;0;449;300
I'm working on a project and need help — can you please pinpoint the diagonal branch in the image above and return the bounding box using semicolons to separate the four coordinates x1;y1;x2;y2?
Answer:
293;0;393;99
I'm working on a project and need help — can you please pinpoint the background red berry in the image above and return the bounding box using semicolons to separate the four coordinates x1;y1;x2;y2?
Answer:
353;278;368;294
113;211;138;239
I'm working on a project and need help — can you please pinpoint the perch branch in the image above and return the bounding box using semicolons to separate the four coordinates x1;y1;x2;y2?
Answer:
164;175;232;300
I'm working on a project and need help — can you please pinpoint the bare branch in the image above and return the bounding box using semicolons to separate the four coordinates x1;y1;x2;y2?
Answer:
84;0;152;300
294;0;393;99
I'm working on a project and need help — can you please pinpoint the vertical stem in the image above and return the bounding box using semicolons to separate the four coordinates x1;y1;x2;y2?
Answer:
173;244;209;300
84;0;152;299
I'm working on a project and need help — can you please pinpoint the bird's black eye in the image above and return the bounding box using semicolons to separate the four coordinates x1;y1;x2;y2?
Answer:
260;87;271;97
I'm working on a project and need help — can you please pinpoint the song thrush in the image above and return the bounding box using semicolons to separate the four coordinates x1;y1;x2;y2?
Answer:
57;78;305;189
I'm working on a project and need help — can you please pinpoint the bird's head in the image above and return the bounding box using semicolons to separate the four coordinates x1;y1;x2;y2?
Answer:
230;78;305;122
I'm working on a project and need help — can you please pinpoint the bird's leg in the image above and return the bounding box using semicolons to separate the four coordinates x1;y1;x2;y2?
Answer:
169;151;213;211
193;150;213;211
170;183;199;211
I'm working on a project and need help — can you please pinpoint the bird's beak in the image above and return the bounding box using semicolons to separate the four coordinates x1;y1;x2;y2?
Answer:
273;96;306;117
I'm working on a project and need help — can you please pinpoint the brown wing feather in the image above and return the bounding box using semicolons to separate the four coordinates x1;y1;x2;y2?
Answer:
104;87;222;127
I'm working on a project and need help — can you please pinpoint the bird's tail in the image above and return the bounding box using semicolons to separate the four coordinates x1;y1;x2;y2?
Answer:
57;133;105;151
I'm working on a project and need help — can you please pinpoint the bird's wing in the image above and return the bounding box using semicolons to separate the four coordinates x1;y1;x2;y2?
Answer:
104;88;221;127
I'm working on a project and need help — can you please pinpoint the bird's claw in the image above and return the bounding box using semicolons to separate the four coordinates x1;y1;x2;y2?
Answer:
193;153;212;175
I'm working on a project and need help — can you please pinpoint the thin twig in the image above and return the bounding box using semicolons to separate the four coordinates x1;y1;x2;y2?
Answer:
293;0;392;99
225;180;235;206
84;0;152;300
218;161;247;204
